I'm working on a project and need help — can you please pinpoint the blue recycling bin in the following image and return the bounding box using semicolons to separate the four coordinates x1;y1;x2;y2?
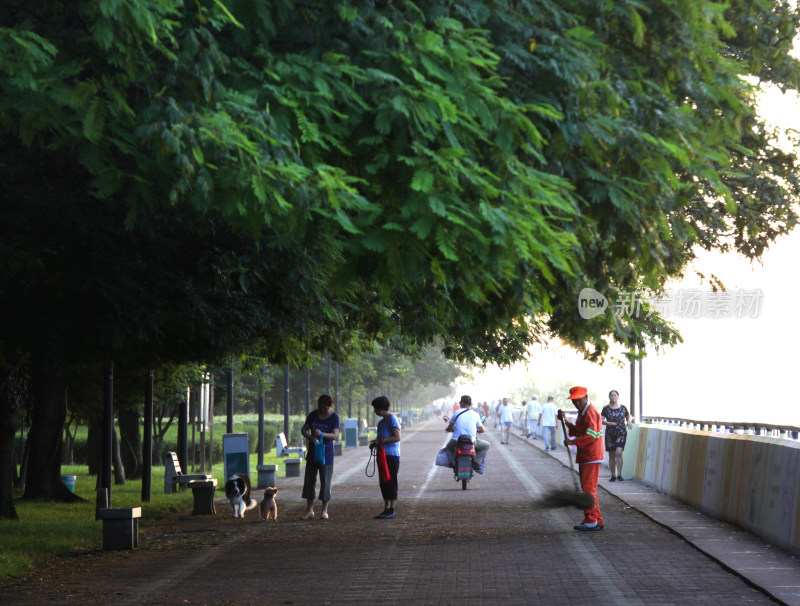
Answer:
344;418;358;448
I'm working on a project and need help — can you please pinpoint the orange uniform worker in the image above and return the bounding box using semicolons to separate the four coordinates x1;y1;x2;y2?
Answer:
558;386;605;531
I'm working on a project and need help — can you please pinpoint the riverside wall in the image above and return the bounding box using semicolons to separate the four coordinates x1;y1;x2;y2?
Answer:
623;424;800;556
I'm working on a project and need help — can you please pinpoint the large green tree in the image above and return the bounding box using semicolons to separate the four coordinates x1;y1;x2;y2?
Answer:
1;0;799;516
479;0;800;357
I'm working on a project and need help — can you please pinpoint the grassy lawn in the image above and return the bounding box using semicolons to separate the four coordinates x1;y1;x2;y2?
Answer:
0;451;286;581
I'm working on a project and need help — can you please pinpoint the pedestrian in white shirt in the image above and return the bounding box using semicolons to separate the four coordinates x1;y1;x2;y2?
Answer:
539;396;558;450
499;397;513;444
526;396;542;439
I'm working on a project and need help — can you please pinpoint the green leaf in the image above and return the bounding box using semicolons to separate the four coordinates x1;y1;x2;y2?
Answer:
83;98;106;143
629;8;646;48
411;170;435;193
192;146;205;165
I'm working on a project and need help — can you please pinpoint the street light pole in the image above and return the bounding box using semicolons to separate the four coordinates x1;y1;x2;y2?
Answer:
638;358;644;421
283;363;290;438
142;370;153;503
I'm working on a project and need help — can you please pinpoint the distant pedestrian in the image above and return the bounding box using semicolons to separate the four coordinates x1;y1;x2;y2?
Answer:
601;390;633;482
526;396;541;439
499;398;513;444
369;396;401;519
539;396;558;450
559;386;604;531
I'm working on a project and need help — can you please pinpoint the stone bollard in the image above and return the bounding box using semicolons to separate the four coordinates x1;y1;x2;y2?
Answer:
188;479;217;516
257;464;278;488
284;458;301;478
97;507;141;550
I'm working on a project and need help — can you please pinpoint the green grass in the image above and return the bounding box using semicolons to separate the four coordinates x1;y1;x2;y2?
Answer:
0;451;287;581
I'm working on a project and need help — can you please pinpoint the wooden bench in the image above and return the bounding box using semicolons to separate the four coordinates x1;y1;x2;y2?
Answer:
97;507;141;550
276;432;305;458
164;451;212;494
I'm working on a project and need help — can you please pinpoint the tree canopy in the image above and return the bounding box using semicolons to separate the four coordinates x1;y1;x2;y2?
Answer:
3;0;799;368
2;0;800;510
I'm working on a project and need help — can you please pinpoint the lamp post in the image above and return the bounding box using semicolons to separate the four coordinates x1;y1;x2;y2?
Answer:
305;367;311;416
99;364;113;510
142;370;153;502
258;366;265;466
226;368;234;434
283;363;290;438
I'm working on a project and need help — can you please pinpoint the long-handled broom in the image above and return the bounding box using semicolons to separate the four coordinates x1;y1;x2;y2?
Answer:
537;415;595;509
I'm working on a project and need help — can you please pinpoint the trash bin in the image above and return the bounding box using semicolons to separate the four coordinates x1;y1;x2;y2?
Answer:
61;475;77;493
344;418;358;449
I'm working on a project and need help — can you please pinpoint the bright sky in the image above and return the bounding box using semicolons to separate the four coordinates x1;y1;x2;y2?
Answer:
460;232;800;427
647;84;800;427
460;85;800;428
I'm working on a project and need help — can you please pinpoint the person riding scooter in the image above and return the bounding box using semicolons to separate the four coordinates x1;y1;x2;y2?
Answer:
445;395;490;469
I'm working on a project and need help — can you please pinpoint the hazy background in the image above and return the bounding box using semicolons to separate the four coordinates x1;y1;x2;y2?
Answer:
453;86;800;428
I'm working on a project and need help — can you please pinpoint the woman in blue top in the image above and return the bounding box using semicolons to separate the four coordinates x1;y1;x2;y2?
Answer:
300;394;340;520
369;396;401;519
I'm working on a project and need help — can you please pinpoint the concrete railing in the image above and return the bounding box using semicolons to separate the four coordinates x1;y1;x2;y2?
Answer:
642;416;800;440
625;424;800;556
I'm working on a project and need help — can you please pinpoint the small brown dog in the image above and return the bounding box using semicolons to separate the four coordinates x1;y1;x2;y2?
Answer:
259;487;279;521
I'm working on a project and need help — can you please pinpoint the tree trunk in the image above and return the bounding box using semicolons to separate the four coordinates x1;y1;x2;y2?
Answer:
153;402;177;469
22;359;81;502
153;434;164;468
15;430;28;489
118;408;142;479
0;369;19;520
62;421;76;465
87;417;101;476
112;425;125;485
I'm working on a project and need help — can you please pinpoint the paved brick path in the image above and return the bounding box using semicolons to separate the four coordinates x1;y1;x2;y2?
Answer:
1;418;796;605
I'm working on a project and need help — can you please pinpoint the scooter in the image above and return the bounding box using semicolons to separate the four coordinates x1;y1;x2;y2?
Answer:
439;414;485;489
454;435;476;490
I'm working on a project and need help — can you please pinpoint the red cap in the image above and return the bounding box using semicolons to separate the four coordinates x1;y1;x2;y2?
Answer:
567;386;587;399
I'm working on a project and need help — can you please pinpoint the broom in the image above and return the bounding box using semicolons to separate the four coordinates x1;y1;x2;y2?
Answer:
537;415;595;510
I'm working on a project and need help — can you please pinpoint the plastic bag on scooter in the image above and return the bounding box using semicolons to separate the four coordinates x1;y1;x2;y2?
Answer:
435;447;486;474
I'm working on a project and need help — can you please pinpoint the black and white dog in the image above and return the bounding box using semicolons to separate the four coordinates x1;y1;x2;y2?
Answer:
224;473;258;518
